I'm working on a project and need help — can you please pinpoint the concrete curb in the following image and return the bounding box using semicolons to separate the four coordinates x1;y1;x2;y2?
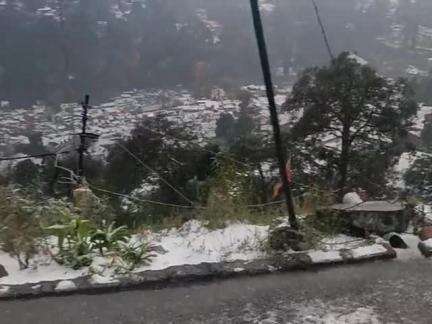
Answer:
0;243;395;300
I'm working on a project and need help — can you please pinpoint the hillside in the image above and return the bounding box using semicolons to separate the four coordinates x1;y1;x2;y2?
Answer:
2;0;432;107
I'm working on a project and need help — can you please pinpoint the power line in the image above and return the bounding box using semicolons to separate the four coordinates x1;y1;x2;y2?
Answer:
106;123;257;169
311;0;335;61
114;142;195;205
90;185;200;209
0;150;71;162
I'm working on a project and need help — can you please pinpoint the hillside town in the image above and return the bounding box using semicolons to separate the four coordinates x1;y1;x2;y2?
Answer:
0;86;294;161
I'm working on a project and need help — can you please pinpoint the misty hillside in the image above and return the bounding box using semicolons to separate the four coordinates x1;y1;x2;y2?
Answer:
2;0;432;106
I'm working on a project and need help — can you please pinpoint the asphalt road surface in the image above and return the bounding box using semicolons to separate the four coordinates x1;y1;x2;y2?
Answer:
0;253;431;323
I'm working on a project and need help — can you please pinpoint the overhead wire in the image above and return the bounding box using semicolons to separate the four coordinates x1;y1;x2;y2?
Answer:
0;150;72;162
89;184;200;210
311;0;335;61
114;141;195;206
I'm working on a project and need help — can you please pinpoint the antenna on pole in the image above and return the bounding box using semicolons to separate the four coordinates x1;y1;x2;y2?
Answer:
249;0;298;230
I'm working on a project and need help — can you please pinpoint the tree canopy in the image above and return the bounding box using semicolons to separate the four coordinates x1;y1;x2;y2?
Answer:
285;52;418;200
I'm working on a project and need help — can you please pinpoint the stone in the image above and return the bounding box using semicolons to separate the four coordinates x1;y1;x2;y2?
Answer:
418;240;432;258
419;226;432;241
0;265;8;278
268;226;305;251
383;233;408;249
343;192;363;205
55;280;77;292
271;251;312;270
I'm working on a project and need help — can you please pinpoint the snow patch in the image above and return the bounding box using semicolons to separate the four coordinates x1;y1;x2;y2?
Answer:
0;285;9;295
348;53;368;66
55;280;76;292
395;233;422;260
0;251;86;285
138;221;268;272
422;238;432;248
320;234;366;250
309;250;343;264
351;244;387;258
90;274;119;285
297;303;380;324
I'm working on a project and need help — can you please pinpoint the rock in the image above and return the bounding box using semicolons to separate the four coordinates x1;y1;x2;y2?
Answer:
0;265;8;278
418;240;432;257
55;280;77;292
419;226;432;241
271;251;312;270
268;226;305;251
383;233;408;249
343;192;363;205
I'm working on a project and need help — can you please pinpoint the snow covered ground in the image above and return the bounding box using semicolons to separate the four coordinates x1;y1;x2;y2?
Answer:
0;220;401;287
0;221;268;286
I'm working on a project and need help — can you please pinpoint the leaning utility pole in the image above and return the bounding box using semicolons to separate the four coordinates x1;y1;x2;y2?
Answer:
78;94;90;181
249;0;298;229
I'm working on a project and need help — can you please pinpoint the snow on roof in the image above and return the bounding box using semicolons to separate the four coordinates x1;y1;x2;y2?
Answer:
331;201;405;212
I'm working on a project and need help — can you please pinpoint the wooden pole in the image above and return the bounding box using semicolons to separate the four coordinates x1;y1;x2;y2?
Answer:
78;94;90;181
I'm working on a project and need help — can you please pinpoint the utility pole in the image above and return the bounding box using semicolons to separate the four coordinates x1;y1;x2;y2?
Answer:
78;94;90;181
249;0;298;230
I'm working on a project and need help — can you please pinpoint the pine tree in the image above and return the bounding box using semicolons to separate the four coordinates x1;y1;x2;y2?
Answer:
285;52;418;200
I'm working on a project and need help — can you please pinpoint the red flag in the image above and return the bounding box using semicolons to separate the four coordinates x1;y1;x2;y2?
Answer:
272;159;293;199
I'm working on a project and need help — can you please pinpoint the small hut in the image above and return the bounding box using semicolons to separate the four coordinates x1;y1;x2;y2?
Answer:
331;201;410;235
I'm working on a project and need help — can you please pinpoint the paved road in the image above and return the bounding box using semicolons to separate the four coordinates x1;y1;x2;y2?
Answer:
0;256;431;324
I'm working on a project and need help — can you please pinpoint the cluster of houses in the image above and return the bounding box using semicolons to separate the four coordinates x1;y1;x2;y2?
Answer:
0;86;293;164
1;81;431;170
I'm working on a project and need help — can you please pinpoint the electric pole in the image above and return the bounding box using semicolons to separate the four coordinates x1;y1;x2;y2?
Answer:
78;94;90;182
249;0;298;229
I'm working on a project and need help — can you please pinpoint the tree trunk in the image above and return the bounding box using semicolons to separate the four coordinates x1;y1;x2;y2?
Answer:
337;124;351;202
257;163;268;203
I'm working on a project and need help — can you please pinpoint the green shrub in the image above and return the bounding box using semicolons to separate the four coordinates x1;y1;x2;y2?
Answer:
0;187;42;269
302;209;348;237
45;218;94;269
116;241;154;272
91;222;130;256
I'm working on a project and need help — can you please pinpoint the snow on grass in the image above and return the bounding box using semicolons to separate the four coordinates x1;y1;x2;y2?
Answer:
0;251;86;285
308;250;343;264
0;221;268;285
320;234;366;250
0;219;381;286
137;220;268;272
351;244;388;259
89;274;119;285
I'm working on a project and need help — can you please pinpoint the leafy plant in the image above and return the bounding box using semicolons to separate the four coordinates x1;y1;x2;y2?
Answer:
44;218;94;269
90;222;130;256
117;241;154;271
